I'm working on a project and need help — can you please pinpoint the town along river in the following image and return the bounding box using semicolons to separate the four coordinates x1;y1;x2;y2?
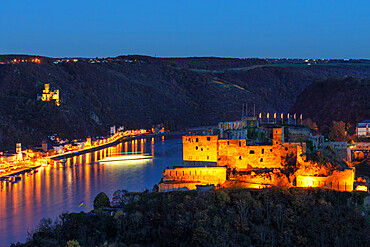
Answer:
0;136;183;246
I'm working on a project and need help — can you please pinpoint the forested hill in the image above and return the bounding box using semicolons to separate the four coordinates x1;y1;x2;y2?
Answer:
1;55;370;150
289;77;370;134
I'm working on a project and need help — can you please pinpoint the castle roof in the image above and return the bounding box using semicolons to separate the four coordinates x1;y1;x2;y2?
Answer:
357;120;370;128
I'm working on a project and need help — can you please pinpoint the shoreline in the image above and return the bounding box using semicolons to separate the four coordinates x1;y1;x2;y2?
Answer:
49;133;156;161
49;132;186;161
0;132;185;180
0;165;41;180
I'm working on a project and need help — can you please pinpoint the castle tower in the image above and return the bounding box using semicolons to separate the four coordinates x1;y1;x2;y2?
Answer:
16;143;21;154
43;84;50;93
42;140;48;152
273;127;284;145
16;143;22;161
53;89;60;106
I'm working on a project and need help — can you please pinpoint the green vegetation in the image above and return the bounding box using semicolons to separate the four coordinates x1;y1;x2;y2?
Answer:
16;188;370;247
94;192;111;210
306;140;314;152
355;160;370;178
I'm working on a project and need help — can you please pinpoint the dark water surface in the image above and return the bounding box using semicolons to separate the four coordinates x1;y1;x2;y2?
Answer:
0;136;182;246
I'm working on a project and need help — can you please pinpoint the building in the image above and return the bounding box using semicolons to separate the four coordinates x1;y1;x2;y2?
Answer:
159;118;357;192
159;166;227;192
183;127;305;170
219;117;259;139
38;84;60;106
356;120;370;137
16;143;23;161
322;141;352;162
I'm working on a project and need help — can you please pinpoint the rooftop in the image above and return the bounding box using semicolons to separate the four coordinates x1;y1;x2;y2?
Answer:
358;120;370;127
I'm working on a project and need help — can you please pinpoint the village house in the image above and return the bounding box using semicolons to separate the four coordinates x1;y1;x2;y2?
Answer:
356;120;370;137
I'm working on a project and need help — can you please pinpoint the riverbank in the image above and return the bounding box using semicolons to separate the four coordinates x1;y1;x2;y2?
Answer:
0;136;184;247
0;164;41;180
49;132;186;161
49;133;157;161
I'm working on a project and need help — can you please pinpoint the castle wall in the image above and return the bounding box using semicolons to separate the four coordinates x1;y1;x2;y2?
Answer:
285;127;310;142
183;161;217;167
296;168;354;192
162;166;227;185
159;182;202;192
182;135;218;163
217;139;282;169
279;142;306;158
322;141;351;162
182;128;302;170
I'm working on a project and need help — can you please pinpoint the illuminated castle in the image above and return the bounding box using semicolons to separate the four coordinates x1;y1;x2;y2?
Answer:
39;84;60;106
159;118;358;192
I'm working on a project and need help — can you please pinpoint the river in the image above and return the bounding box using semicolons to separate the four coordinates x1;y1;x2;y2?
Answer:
0;136;183;246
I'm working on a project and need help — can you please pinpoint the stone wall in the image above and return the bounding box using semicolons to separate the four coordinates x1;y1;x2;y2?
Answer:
182;128;304;170
296;168;354;192
219;119;258;139
159;182;202;192
285;127;310;142
322;141;351;162
182;135;218;163
162;166;227;185
217;139;282;169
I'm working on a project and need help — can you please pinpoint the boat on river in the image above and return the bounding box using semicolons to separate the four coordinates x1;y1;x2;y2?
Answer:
98;154;152;163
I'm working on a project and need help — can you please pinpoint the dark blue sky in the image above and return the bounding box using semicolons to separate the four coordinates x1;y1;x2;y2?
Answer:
1;0;369;58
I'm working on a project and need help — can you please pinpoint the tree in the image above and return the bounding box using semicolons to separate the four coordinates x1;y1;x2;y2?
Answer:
111;189;129;207
328;121;347;141
65;240;81;247
152;184;159;192
93;192;110;210
302;118;318;130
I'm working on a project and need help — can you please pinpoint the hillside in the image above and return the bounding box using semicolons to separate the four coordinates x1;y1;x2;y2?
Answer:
1;55;370;150
289;77;370;134
18;188;370;247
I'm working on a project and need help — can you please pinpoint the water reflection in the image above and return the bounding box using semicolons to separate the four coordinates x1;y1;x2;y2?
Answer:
0;136;183;247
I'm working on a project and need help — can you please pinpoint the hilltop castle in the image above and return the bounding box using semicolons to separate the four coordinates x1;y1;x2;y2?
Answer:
159;117;358;192
37;84;60;106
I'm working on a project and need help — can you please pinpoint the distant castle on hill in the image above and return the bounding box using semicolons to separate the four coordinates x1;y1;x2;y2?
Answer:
37;84;60;106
